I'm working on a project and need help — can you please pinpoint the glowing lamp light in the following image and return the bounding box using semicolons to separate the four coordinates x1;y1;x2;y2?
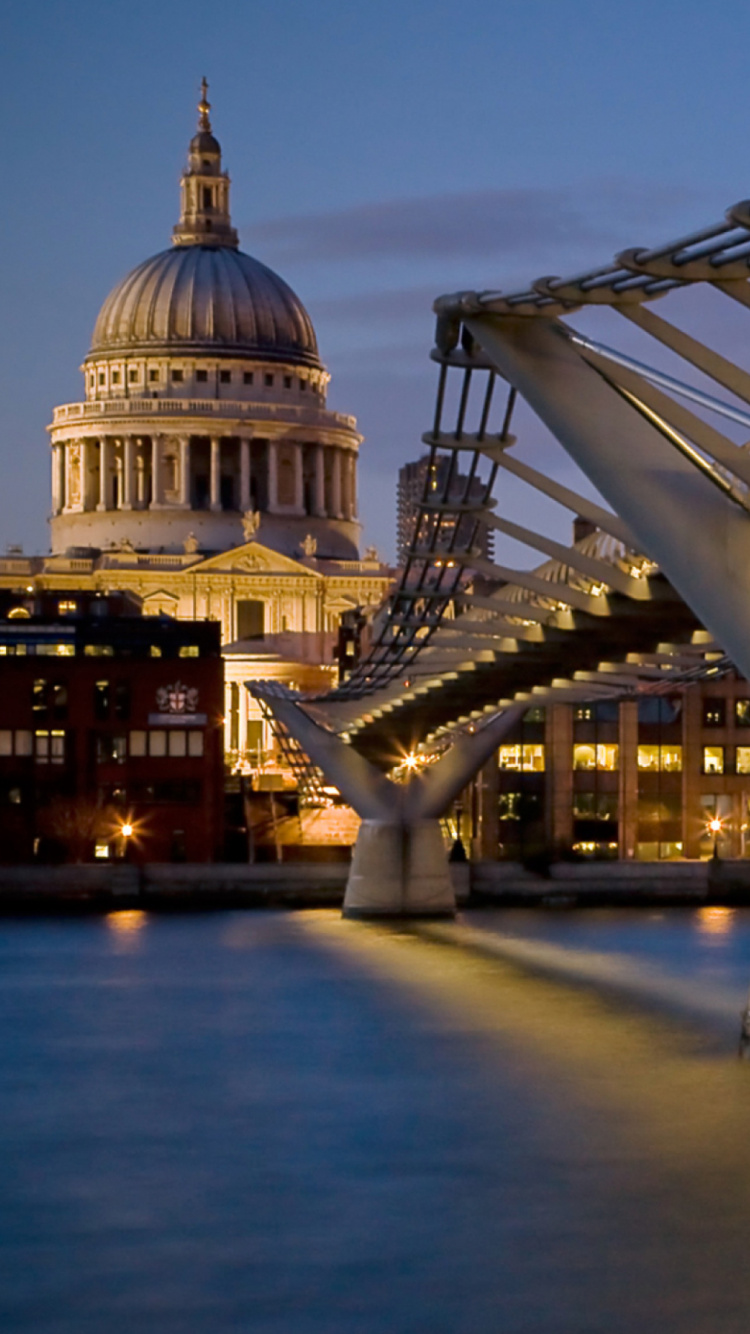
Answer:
404;753;419;771
121;823;133;839
708;817;723;835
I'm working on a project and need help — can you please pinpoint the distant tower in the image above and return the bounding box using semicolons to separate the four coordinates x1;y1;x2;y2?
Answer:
396;454;494;566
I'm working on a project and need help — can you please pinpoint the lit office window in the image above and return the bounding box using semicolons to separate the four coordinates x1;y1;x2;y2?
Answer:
702;698;726;727
498;744;545;772
637;744;682;772
737;747;750;774
737;699;750;727
498;792;522;820
573;744;619;771
703;746;725;775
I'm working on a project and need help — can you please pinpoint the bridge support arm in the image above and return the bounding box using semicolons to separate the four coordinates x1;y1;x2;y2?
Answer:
466;314;750;685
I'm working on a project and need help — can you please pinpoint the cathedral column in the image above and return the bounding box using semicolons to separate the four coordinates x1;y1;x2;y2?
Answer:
331;448;343;519
135;438;146;507
121;435;134;509
341;449;352;520
150;434;163;508
51;442;65;515
314;445;326;517
293;442;304;513
179;436;191;507
268;438;279;513
97;437;109;511
210;436;221;511
239;437;251;512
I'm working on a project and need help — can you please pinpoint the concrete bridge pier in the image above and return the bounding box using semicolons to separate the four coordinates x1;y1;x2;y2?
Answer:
344;819;454;917
248;687;526;917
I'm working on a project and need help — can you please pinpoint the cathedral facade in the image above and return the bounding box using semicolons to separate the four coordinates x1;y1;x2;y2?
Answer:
0;84;391;765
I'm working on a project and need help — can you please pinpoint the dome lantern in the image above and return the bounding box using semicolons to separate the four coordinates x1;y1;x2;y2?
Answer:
172;78;239;250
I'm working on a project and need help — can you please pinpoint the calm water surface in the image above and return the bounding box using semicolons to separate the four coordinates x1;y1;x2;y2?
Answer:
2;906;750;1333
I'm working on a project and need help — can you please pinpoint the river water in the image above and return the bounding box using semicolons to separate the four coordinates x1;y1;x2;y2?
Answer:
3;906;750;1332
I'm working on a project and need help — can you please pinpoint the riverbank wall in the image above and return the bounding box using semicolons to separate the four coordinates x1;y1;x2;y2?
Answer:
1;857;750;911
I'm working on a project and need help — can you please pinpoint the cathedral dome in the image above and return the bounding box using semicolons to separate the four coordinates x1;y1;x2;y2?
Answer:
89;245;322;367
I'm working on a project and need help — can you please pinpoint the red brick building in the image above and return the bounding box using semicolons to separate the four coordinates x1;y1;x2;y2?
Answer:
0;591;223;863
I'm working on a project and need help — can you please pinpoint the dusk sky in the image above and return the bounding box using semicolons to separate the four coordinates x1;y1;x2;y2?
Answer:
5;0;750;560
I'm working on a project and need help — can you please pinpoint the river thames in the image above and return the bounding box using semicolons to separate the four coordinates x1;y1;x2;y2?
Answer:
3;905;750;1332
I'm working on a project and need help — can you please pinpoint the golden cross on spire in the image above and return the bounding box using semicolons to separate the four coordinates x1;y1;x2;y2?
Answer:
198;77;211;131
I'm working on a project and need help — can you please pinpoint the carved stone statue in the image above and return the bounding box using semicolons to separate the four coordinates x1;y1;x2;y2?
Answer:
364;545;379;561
242;510;261;542
301;533;318;557
183;532;199;554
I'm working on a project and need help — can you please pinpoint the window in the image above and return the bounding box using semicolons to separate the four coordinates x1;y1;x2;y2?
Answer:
498;744;545;772
51;683;68;722
57;600;77;615
703;698;726;727
572;792;617;820
114;682;130;721
196;369;208;383
300;379;307;392
98;372;105;386
737;747;750;774
638;697;682;724
703;745;725;774
37;643;74;657
284;375;292;389
32;679;46;714
149;730;166;757
498;792;522;820
637;744;682;772
178;645;200;658
243;371;254;385
237;600;265;639
737;699;750;727
188;731;204;757
84;645;114;657
203;186;213;208
220;370;231;384
573;743;619;771
129;368;138;383
129;730;147;757
149;645;162;658
8;607;30;619
35;730;65;764
264;373;274;387
96;734;127;764
94;680;110;720
574;705;594;723
171;369;184;383
523;706;546;723
168;730;187;757
15;731;32;756
149;369;159;383
0;732;11;756
111;371;120;385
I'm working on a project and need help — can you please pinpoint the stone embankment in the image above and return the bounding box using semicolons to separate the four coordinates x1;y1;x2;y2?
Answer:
0;857;748;911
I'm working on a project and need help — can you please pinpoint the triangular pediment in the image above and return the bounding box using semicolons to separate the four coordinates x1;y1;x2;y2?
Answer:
190;541;321;577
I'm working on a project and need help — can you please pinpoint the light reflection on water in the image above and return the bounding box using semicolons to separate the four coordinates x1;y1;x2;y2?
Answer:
695;904;736;937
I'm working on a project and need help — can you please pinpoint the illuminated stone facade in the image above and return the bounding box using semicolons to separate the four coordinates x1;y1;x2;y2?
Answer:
5;85;392;765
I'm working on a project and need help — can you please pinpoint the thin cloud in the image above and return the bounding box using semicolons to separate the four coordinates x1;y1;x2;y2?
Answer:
248;181;708;266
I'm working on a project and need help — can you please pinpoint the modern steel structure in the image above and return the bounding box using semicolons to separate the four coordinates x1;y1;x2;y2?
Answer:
253;196;750;914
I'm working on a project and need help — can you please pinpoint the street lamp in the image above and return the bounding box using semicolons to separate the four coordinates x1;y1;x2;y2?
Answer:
707;815;723;859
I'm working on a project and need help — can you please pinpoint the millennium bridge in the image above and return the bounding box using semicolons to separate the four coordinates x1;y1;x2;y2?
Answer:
252;197;750;915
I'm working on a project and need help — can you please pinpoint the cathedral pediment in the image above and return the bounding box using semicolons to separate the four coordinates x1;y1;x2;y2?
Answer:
191;541;321;577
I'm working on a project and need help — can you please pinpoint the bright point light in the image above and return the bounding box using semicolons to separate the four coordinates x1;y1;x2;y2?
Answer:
404;753;419;770
708;817;722;834
121;823;133;838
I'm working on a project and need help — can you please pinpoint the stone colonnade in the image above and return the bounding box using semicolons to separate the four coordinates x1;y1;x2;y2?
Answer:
51;434;357;521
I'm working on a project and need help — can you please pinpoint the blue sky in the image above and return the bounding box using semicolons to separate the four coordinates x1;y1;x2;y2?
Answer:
4;0;750;559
